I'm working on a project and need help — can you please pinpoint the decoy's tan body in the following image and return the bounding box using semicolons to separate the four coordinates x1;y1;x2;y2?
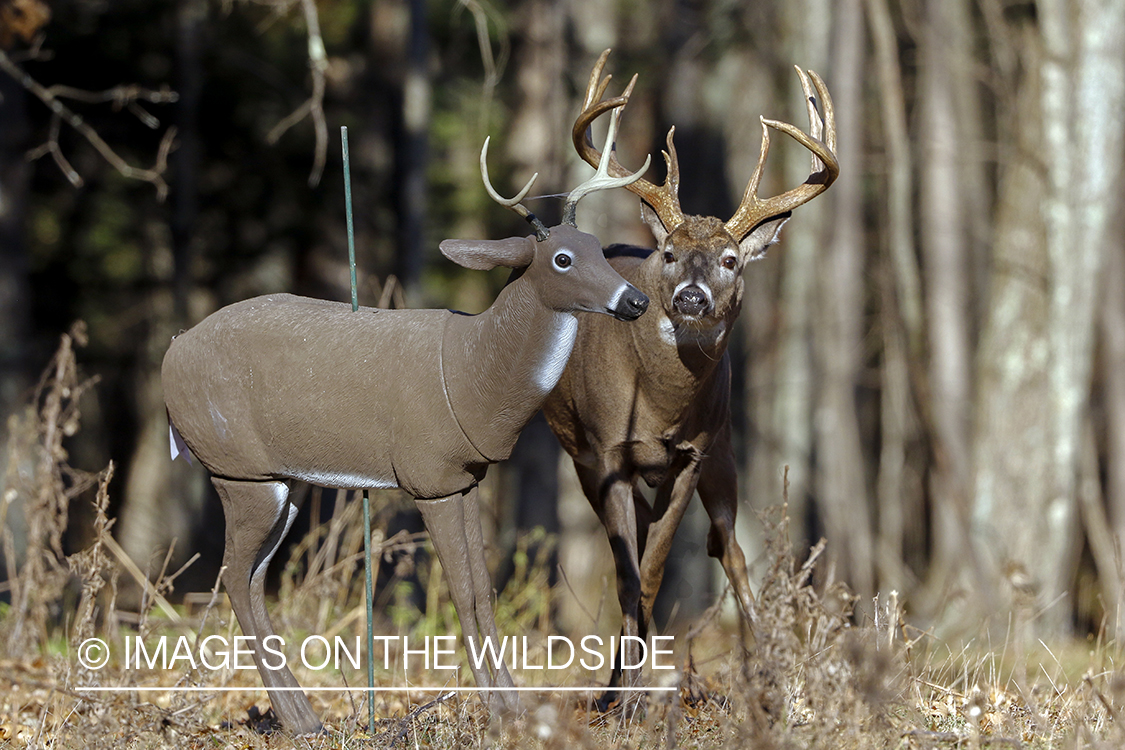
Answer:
161;121;651;734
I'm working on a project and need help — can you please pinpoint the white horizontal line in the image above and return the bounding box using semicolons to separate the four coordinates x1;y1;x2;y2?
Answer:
72;686;676;693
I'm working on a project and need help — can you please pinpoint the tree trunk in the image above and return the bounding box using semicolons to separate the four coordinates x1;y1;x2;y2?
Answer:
813;0;874;603
971;0;1125;637
1037;0;1125;633
947;0;991;320
394;0;431;298
116;0;210;584
0;55;33;585
170;0;205;322
864;0;924;595
970;16;1048;632
118;233;207;585
1100;217;1125;638
920;0;974;608
765;0;832;558
500;0;568;591
508;0;567;225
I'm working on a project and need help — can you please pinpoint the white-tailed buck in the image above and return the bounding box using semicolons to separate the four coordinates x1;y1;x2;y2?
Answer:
543;50;838;705
162;109;650;734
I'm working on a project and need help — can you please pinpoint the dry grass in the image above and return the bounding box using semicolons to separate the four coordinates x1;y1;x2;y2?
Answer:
1;332;1124;748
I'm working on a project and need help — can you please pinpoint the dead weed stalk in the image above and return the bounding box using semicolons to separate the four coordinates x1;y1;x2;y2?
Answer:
2;322;100;656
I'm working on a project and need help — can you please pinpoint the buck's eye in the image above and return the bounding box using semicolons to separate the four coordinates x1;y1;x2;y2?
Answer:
663;251;676;264
721;256;737;270
553;252;573;270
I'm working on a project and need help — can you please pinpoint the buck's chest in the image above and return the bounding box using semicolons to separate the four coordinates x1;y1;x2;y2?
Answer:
625;366;729;487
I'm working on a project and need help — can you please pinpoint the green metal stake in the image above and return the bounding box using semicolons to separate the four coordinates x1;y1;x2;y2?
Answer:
342;125;376;731
343;126;359;315
361;488;374;731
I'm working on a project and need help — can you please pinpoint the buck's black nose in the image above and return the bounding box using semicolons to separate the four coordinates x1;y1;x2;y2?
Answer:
616;288;649;321
673;286;709;317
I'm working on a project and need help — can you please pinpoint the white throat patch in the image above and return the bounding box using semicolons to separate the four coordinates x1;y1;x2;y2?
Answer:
535;314;579;393
658;315;677;346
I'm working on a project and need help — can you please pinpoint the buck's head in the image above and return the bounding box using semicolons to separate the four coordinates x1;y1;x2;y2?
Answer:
441;112;651;322
575;50;839;334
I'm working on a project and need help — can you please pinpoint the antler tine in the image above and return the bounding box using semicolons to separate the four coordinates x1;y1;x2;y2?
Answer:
573;51;635;173
795;68;822;171
480;136;537;209
480;136;550;241
581;48;617;114
795;67;837;174
809;69;837;155
724;67;839;240
573;49;685;232
563;104;652;226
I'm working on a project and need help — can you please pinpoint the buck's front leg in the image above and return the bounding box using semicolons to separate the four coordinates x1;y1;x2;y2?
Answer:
696;428;756;627
638;450;704;629
415;488;518;714
576;460;645;708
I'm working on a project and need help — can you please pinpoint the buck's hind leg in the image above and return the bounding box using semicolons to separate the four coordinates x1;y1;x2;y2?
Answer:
696;430;756;626
212;477;322;735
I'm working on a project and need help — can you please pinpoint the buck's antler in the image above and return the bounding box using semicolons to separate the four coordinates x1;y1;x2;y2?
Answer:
573;49;684;232
725;66;838;240
575;50;839;239
562;103;651;227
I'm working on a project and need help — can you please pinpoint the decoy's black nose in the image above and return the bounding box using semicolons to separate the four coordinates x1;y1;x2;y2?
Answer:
617;288;649;321
673;285;709;316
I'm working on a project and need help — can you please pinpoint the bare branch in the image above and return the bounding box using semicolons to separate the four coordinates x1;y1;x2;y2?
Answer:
0;47;176;200
26;114;83;188
263;0;327;187
42;82;178;107
42;83;176;131
455;0;510;130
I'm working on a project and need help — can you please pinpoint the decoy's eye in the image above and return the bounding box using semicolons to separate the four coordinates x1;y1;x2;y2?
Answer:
721;256;737;270
554;252;572;269
663;251;676;264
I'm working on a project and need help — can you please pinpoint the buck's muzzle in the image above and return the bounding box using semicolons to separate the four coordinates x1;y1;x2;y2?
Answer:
673;285;710;317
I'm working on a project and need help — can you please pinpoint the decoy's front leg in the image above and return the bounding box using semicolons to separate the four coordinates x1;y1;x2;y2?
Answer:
416;486;518;713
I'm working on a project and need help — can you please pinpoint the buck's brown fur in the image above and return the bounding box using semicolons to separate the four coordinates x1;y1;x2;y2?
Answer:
544;51;838;704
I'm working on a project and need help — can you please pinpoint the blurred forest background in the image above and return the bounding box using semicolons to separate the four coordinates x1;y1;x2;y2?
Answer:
3;0;1125;647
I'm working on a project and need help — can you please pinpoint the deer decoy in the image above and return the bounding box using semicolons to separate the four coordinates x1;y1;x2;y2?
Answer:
542;49;838;706
162;107;650;734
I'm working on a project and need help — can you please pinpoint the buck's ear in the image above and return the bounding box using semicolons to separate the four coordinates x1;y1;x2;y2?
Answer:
737;213;791;262
440;236;536;270
640;202;672;246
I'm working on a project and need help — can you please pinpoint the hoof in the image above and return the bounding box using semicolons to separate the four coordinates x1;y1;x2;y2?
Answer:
593;689;621;713
237;706;283;735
